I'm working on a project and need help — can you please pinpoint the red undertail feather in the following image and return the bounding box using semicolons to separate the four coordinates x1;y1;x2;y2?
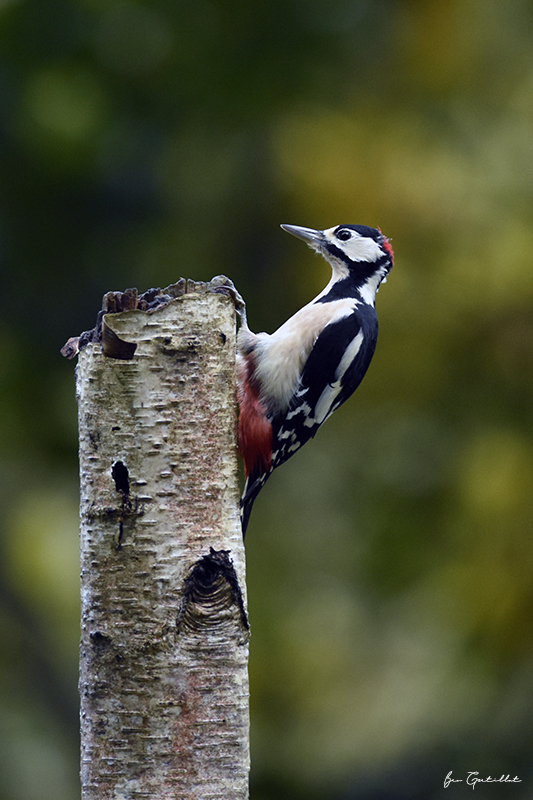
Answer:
238;355;272;478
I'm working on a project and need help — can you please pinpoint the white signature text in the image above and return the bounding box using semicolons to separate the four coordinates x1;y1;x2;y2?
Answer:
444;771;522;790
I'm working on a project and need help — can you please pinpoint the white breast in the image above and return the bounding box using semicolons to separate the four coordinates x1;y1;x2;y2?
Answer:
253;297;357;414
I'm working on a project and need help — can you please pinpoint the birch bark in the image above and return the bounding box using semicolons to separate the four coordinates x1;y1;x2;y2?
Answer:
76;285;249;799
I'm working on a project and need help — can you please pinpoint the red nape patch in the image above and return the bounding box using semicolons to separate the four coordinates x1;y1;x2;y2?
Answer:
238;373;272;477
379;229;394;261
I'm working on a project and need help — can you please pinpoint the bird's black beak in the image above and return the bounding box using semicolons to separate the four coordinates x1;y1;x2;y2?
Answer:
280;224;324;248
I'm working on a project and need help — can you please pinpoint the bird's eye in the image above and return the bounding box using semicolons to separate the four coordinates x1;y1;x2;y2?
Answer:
336;228;352;241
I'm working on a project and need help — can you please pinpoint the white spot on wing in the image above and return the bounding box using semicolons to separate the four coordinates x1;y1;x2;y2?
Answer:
286;402;312;420
308;382;342;426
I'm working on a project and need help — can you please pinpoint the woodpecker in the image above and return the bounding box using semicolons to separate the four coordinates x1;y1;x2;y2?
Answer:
237;223;393;536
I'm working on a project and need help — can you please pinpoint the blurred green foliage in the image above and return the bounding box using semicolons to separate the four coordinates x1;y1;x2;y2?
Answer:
1;0;533;797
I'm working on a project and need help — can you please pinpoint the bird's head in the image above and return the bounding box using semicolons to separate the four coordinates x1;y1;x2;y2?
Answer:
281;223;394;294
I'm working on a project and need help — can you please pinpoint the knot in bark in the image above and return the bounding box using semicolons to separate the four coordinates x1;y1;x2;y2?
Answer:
177;548;248;634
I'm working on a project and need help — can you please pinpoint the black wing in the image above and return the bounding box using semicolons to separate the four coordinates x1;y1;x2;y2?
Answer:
270;307;379;471
241;306;379;537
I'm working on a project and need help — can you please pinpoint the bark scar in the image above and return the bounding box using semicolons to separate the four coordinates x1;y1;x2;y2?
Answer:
111;460;136;548
177;548;249;634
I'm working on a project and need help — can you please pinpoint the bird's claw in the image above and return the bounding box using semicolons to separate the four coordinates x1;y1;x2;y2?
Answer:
209;276;248;326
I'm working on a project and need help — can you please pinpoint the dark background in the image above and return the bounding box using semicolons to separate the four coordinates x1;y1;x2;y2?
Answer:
1;1;533;798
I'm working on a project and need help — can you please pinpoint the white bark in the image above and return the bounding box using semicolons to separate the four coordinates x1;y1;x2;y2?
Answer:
76;286;249;799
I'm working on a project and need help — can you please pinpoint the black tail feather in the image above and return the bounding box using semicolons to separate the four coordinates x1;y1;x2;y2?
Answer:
240;470;271;538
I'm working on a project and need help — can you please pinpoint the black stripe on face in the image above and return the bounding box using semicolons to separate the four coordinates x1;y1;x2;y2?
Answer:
325;240;391;267
324;241;354;265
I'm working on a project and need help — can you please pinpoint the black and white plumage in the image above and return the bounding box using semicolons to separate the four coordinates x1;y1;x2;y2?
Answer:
237;223;394;536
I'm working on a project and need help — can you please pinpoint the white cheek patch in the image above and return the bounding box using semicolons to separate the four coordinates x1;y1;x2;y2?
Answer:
344;236;383;262
323;226;383;263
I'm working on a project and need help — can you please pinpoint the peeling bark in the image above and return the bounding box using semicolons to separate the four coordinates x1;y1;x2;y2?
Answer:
76;285;249;799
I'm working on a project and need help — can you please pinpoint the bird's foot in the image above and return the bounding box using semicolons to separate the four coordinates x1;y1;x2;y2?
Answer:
209;275;248;326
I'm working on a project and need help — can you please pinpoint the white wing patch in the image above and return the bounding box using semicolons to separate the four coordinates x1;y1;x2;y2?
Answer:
304;331;364;427
334;330;365;381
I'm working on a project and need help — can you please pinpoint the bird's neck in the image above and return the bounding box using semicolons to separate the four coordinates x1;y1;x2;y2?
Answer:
314;268;387;306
